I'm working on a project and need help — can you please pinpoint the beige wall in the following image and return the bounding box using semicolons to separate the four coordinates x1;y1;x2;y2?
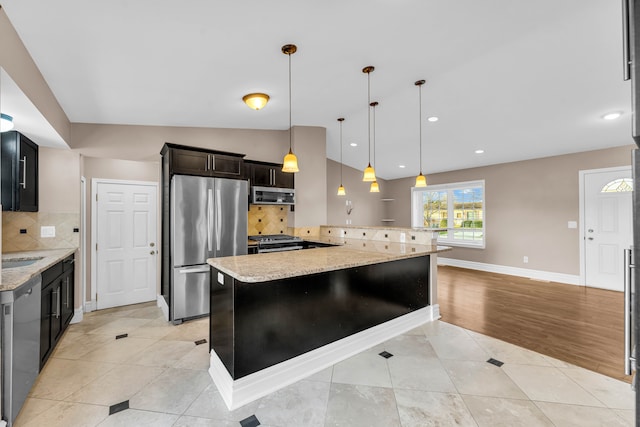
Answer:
386;145;636;276
0;8;71;143
291;126;327;227
326;159;387;226
71;123;289;162
81;156;161;304
39;147;81;212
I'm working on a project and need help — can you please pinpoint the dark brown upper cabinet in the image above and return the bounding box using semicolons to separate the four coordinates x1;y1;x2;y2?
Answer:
161;143;244;178
1;131;39;212
245;160;294;189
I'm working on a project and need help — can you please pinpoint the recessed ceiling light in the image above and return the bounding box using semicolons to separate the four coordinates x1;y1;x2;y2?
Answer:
475;149;484;154
427;116;439;122
399;165;406;168
602;111;623;120
350;143;358;147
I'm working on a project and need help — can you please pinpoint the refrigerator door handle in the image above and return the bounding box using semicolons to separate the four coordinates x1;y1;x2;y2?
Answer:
207;188;214;252
179;266;210;274
625;248;635;375
215;188;222;251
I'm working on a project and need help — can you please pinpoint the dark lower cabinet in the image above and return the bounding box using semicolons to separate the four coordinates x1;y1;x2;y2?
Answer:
40;254;74;369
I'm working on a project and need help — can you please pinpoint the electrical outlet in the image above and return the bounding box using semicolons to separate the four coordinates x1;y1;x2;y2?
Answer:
523;256;529;263
41;226;56;238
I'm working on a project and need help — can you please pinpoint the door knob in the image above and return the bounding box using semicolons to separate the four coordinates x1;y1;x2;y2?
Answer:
150;250;156;255
588;229;594;233
588;237;594;241
150;242;155;247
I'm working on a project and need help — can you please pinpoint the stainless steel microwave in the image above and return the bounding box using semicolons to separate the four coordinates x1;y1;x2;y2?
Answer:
251;186;295;205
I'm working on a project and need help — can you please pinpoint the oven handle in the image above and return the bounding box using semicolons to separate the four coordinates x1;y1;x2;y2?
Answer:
258;245;303;253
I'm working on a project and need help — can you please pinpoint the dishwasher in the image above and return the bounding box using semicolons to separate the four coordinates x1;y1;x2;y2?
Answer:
1;275;41;426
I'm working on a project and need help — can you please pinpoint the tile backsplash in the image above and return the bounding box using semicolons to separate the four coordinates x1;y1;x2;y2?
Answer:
2;212;80;252
247;205;289;236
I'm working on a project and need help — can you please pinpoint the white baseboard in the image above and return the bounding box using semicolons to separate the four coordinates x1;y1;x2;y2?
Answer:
70;308;84;324
209;306;436;410
157;294;169;322
84;300;96;313
438;257;580;285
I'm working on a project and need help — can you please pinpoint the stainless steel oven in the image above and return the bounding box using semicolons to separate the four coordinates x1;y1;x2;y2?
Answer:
249;235;304;253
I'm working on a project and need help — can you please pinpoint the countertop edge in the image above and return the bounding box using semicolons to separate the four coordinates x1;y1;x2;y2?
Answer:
0;248;78;293
208;243;451;283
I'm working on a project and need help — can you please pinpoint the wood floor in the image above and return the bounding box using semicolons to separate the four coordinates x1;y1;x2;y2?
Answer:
437;265;631;383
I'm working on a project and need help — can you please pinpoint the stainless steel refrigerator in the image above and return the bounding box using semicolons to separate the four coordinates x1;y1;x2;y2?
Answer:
170;175;247;323
623;0;640;414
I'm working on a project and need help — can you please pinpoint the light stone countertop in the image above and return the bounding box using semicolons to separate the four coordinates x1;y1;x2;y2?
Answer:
0;248;77;292
208;237;450;283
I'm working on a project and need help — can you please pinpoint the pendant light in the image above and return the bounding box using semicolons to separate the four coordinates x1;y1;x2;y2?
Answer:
1;113;14;132
369;101;380;193
282;44;299;173
337;117;346;196
362;66;376;182
415;80;427;187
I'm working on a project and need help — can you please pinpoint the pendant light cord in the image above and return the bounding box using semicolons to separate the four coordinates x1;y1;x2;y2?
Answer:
367;72;371;164
288;52;293;151
372;103;376;168
339;119;343;184
419;83;422;174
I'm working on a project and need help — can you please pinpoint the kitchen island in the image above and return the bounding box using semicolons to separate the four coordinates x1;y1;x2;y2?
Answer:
207;236;450;409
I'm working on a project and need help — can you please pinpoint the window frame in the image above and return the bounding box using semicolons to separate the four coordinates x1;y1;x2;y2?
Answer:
411;179;486;249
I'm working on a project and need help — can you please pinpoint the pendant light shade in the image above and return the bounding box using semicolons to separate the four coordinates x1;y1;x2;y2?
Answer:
242;93;270;110
363;164;376;181
362;66;376;182
414;80;427;187
281;44;299;173
1;113;14;132
337;117;346;196
283;148;299;173
370;180;380;193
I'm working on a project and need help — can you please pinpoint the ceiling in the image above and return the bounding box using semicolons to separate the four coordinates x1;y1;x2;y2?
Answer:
0;0;633;179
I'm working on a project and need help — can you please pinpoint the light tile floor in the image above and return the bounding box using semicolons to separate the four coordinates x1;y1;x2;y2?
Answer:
14;302;635;427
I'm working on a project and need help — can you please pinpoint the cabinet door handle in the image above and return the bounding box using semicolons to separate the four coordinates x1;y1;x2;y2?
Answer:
210;154;215;171
66;277;70;308
19;156;27;189
52;288;60;318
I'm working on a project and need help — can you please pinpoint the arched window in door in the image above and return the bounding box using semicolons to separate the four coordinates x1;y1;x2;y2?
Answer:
601;178;633;193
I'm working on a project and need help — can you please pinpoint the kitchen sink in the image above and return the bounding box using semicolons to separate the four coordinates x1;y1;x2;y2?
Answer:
2;257;44;269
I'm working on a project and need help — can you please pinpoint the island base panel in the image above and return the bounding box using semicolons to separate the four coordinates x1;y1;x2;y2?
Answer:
211;255;430;379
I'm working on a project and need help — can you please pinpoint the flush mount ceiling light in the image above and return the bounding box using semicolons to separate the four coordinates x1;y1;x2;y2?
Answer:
362;66;376;182
281;44;299;173
399;165;406;168
414;80;427;188
602;111;623;120
337;118;346;196
370;101;380;193
475;149;485;154
427;116;439;122
242;93;270;110
1;113;14;132
350;142;358;147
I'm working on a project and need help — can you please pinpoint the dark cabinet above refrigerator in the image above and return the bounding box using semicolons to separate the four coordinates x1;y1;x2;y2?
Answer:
161;143;245;178
1;131;39;212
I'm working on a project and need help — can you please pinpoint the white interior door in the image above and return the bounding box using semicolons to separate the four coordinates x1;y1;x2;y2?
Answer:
583;167;633;291
95;181;157;309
